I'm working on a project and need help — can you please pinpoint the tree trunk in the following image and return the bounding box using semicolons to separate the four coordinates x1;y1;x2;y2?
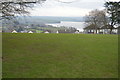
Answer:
110;24;114;34
96;29;98;34
110;28;112;34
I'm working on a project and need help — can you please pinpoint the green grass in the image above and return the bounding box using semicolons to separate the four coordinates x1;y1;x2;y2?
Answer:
2;33;118;78
36;30;43;33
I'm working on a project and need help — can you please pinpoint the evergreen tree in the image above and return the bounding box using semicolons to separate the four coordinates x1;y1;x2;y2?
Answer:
105;1;120;33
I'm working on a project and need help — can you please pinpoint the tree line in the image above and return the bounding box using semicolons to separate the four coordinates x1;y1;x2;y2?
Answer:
0;0;120;34
84;1;120;34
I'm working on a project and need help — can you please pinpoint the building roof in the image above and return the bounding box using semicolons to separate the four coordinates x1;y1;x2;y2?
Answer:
43;30;51;33
28;31;33;33
12;30;17;33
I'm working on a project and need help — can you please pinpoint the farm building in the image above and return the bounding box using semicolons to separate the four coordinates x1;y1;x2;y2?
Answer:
56;31;59;33
28;31;33;33
83;24;100;34
84;24;118;34
43;30;51;33
99;25;117;34
12;30;17;33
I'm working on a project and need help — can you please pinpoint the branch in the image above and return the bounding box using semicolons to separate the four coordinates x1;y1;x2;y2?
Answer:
0;0;46;20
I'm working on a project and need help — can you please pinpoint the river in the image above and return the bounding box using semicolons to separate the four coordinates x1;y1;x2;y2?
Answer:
46;21;85;32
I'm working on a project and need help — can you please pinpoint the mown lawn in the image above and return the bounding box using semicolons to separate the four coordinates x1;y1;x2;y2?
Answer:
2;33;118;78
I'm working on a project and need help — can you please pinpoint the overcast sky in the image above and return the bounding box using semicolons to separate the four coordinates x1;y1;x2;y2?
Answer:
29;0;119;17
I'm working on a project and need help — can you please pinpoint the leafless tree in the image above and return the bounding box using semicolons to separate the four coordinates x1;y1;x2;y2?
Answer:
0;0;80;20
85;9;109;34
0;0;46;20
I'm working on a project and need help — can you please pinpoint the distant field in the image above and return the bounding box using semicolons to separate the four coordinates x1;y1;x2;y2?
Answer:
2;33;118;78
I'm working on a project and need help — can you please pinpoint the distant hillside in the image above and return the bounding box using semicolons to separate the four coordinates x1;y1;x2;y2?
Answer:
2;16;84;32
1;16;84;26
18;16;84;24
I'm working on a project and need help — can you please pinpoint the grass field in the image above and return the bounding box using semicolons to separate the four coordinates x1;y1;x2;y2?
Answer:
2;33;118;78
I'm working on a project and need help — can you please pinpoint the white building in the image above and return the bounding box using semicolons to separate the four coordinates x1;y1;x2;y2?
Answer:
44;31;49;33
12;30;17;33
28;31;33;33
56;31;59;33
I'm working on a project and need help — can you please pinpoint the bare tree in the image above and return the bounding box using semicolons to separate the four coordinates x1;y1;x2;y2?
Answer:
0;0;80;20
0;0;46;20
84;9;109;34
